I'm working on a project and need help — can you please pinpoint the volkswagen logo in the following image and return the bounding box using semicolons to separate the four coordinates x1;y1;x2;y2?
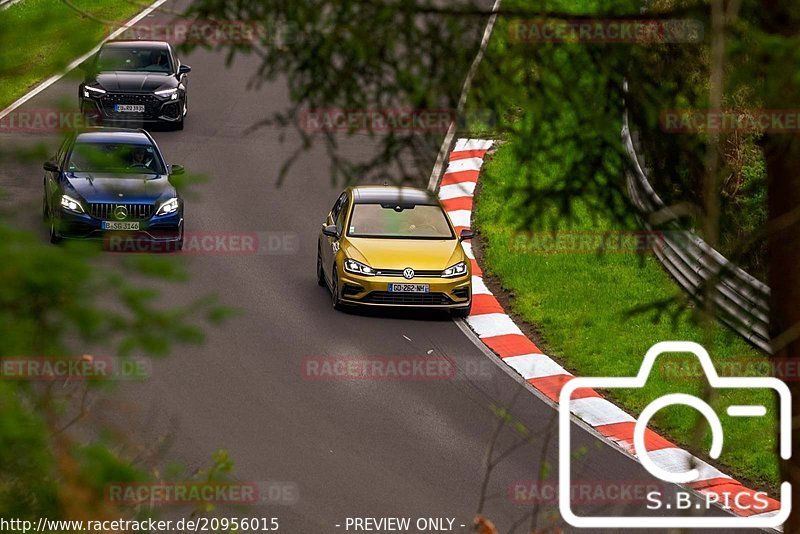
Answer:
113;205;128;221
402;267;415;280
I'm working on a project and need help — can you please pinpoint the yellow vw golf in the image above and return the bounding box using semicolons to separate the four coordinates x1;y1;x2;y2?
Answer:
317;186;473;316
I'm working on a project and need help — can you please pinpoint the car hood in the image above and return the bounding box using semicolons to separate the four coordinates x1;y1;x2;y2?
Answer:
65;173;175;204
344;237;465;271
93;72;177;93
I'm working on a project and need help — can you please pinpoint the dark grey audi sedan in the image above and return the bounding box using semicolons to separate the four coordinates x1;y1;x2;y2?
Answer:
79;40;191;130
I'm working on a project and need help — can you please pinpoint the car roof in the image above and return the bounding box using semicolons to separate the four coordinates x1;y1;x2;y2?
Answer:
74;128;153;145
102;40;171;50
351;186;439;206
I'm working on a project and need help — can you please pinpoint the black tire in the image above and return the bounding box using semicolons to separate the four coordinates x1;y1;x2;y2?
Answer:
330;268;343;310
49;214;62;244
174;99;186;131
451;303;471;318
174;222;184;252
42;190;49;221
316;249;326;286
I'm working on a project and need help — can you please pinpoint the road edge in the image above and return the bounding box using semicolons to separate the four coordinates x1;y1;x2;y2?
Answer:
437;138;784;531
0;0;170;121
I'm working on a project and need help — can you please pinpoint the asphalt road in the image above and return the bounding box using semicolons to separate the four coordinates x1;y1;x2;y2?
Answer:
0;2;753;533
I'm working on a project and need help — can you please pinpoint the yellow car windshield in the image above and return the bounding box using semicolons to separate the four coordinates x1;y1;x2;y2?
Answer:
347;203;454;239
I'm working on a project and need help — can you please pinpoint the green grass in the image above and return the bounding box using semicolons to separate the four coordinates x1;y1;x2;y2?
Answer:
473;144;780;490
0;0;143;109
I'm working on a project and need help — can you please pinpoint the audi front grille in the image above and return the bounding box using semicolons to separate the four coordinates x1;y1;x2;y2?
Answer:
100;93;161;118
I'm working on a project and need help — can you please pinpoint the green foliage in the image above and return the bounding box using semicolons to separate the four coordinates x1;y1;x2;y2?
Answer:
1;0;795;523
179;0;774;279
185;0;486;185
0;382;58;520
475;143;779;488
721;152;767;277
0;223;223;358
0;0;143;108
74;443;147;496
0;220;228;518
490;403;529;436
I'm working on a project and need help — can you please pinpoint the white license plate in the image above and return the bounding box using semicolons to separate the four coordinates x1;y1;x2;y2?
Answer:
388;283;429;293
114;104;145;113
103;221;140;231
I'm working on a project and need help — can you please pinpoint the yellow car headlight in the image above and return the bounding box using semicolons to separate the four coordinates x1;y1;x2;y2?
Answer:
343;258;376;276
442;261;468;278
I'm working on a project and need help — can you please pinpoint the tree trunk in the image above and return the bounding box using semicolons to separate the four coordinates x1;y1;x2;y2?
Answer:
759;3;800;531
763;133;800;530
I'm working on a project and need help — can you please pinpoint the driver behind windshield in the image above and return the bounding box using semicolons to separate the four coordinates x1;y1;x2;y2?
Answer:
129;146;156;172
142;50;169;72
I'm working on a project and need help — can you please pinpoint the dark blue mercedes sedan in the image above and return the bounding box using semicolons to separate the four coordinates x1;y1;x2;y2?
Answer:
42;128;184;250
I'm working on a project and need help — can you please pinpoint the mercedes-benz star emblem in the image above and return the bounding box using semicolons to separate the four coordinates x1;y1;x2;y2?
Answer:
113;205;128;221
403;267;415;280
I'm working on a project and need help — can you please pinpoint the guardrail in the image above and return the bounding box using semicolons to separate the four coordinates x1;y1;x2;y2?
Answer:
0;0;23;10
621;107;772;354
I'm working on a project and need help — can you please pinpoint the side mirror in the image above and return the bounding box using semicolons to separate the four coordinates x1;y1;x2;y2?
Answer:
43;161;59;172
178;65;192;76
322;224;339;239
459;229;475;241
170;164;185;175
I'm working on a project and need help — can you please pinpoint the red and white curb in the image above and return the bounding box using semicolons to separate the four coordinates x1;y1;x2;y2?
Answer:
437;138;782;526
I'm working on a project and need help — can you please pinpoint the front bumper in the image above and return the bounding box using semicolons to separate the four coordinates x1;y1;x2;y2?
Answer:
80;94;184;125
53;207;183;250
337;267;471;309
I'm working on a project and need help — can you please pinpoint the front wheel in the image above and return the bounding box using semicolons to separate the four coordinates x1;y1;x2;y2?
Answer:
49;215;62;244
451;304;471;318
174;99;187;131
316;249;326;286
330;269;344;310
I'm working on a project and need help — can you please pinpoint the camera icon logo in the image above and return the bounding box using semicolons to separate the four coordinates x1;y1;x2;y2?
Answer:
558;341;792;529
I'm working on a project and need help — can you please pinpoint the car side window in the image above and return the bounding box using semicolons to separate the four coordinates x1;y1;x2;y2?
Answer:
169;46;178;74
56;136;72;169
330;193;346;222
336;195;350;233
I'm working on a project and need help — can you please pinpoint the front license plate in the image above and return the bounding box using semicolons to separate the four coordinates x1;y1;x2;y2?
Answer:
114;104;145;113
388;283;430;293
103;221;140;231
